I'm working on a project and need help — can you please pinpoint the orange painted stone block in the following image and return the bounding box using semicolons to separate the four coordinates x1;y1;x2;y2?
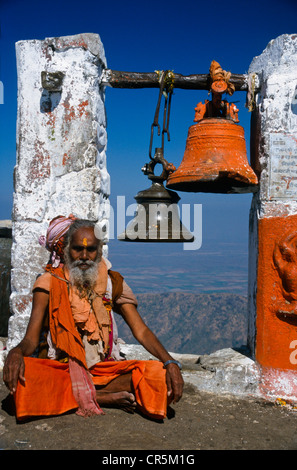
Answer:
256;214;297;371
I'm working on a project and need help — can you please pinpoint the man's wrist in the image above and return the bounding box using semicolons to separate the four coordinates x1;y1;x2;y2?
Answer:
10;346;23;355
9;344;26;358
163;359;182;370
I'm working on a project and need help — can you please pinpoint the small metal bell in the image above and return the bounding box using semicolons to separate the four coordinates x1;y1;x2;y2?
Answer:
118;149;194;242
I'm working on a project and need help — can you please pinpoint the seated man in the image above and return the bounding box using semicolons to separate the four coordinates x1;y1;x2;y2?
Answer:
3;215;184;420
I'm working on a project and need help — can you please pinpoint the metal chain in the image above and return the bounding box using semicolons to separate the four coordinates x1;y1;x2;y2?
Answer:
149;70;174;160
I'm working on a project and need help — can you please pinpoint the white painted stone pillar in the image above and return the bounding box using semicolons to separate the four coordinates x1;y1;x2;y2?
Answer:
8;33;109;349
247;34;297;399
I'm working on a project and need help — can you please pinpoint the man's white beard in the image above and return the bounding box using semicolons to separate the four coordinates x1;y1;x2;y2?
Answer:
68;260;99;290
63;243;101;297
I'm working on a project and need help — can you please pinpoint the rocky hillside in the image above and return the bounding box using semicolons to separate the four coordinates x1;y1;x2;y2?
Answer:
115;292;248;355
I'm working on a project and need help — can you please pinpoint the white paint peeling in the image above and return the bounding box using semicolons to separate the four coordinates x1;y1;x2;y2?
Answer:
8;33;109;349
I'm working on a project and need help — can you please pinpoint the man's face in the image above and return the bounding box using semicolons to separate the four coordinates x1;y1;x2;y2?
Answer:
69;227;99;271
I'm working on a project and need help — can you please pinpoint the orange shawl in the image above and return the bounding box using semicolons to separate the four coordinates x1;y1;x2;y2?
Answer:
48;266;88;368
48;260;113;365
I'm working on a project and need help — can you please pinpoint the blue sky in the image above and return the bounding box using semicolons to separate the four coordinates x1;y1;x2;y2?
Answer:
0;0;297;291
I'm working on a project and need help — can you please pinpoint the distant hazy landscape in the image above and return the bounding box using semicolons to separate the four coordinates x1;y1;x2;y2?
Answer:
109;238;249;355
0;235;250;354
108;238;249;296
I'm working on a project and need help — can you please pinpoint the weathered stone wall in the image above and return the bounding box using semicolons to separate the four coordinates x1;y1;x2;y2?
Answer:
0;224;12;336
7;33;109;350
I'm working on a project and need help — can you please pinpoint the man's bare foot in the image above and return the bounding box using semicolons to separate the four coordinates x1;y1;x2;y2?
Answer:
96;391;137;413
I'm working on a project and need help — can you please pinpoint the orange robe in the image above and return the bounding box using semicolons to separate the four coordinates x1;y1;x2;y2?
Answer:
14;267;168;420
15;357;167;420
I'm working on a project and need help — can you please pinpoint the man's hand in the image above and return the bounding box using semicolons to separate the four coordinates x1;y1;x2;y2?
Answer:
3;348;26;394
2;289;49;394
165;363;184;404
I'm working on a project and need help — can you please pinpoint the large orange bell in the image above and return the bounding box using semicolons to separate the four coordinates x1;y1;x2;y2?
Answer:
166;117;258;193
166;61;259;194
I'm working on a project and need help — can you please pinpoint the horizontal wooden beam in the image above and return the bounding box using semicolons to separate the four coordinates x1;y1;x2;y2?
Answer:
101;69;259;92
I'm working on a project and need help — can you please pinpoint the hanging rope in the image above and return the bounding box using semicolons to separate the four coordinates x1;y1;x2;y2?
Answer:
246;73;257;112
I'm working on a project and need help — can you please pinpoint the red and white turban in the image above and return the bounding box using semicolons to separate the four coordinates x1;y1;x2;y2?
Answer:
39;214;77;267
